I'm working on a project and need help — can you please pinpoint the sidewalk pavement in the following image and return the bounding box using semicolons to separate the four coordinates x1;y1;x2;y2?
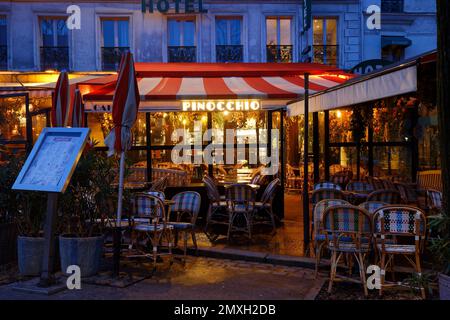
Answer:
0;256;324;300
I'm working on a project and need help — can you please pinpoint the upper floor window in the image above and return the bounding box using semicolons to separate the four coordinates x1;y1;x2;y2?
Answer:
101;18;130;71
216;17;243;63
0;16;7;70
381;0;404;13
40;17;69;71
313;18;338;67
266;17;292;63
168;18;196;62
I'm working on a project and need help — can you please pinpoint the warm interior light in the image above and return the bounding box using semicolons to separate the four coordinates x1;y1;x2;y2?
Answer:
337;111;342;119
223;110;229;116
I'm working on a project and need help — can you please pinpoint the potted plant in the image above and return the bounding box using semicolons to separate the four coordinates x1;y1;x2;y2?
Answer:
0;153;22;266
14;191;47;276
58;146;118;277
429;213;450;300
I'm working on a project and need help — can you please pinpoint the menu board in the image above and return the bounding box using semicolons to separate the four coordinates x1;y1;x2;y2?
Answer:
13;127;90;193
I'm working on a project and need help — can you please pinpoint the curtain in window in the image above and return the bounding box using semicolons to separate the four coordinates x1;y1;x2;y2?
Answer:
102;20;115;47
41;19;54;46
216;19;227;45
0;17;6;46
56;19;68;47
230;19;241;45
183;20;195;46
117;20;129;47
168;20;180;46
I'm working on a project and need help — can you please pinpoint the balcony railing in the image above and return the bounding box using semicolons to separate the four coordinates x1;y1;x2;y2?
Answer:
216;45;243;63
102;47;130;71
168;46;196;62
266;45;292;63
313;45;339;67
40;46;69;71
381;0;404;13
0;45;7;70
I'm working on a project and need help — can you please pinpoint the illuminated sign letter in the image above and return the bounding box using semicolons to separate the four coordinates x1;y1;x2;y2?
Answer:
182;101;191;111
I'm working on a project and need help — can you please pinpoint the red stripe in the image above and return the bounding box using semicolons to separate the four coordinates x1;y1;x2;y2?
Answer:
51;72;69;127
146;77;183;100
282;76;329;92
243;77;298;99
112;54;131;151
203;78;237;99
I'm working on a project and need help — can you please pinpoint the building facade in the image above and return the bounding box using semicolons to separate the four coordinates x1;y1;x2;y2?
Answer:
0;0;437;72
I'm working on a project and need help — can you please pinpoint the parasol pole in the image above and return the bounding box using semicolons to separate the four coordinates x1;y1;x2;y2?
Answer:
116;150;126;224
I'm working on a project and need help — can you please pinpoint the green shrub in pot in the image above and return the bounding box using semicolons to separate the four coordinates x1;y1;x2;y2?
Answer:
58;144;128;277
0;153;22;266
429;212;450;300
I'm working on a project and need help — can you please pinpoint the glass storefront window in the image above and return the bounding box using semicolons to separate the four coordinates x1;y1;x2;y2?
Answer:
87;112;147;147
373;146;411;180
417;103;440;170
150;112;207;146
0;98;28;142
329;146;369;179
373;97;416;143
329;109;353;143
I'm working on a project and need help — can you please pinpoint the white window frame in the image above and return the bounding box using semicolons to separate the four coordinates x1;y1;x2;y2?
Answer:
95;12;133;71
311;15;342;67
209;11;248;63
34;14;72;71
262;14;296;62
100;18;130;48
165;16;197;62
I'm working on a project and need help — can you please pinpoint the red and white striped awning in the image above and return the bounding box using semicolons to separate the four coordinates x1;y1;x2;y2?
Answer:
81;63;352;112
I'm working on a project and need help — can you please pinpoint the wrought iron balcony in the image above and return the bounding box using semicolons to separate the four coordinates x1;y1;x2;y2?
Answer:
40;46;69;71
101;47;130;71
266;45;292;63
381;0;404;13
0;45;7;70
313;45;339;67
168;46;196;62
216;45;243;63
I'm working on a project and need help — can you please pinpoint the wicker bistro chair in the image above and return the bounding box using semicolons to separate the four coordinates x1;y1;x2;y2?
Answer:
330;170;353;188
131;193;173;272
168;192;201;258
226;184;256;241
394;182;421;206
322;205;373;296
203;176;228;242
313;199;351;277
286;164;302;193
426;189;443;213
149;176;168;192
380;178;396;190
346;181;374;193
314;182;342;191
253;178;280;233
358;201;388;216
372;205;427;298
367;190;402;204
366;176;385;190
311;188;346;207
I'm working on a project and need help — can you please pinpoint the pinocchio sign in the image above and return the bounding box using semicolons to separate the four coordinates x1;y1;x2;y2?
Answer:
182;100;261;112
142;0;208;13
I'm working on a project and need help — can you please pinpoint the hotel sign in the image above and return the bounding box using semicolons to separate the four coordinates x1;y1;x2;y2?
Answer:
142;0;208;13
182;100;261;112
